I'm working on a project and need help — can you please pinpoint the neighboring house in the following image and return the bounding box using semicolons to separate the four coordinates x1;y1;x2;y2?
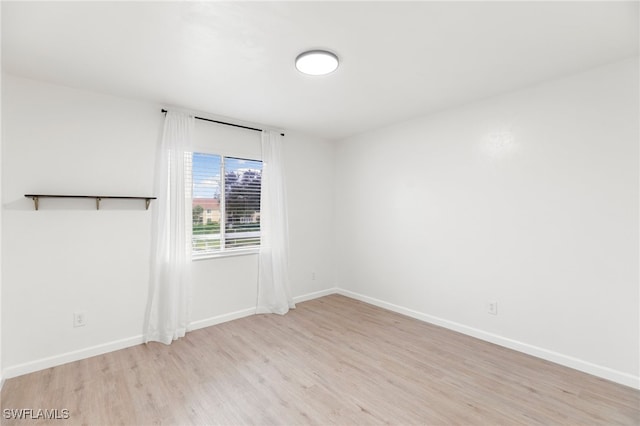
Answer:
192;198;221;223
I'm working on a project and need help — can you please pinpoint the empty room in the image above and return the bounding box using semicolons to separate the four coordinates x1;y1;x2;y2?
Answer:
0;1;638;425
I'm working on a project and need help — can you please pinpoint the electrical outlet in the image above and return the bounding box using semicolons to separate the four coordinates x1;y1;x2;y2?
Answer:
487;301;498;315
73;311;86;327
311;271;316;281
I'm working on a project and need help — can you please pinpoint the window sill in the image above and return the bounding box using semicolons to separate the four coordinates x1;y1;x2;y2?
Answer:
192;248;260;261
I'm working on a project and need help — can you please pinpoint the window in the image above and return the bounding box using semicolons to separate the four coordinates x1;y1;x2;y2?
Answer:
191;152;262;257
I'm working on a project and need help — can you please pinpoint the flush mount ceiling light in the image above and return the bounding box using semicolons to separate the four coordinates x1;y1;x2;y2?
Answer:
295;50;339;76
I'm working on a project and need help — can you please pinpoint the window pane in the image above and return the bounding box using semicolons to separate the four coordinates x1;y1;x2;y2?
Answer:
224;157;262;249
192;153;222;254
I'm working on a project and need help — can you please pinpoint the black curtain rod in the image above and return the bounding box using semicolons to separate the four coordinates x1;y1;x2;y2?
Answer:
161;109;284;136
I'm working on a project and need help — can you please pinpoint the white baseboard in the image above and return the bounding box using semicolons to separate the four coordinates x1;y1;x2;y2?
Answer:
336;288;640;390
188;307;256;331
189;288;339;330
293;287;338;304
3;335;144;381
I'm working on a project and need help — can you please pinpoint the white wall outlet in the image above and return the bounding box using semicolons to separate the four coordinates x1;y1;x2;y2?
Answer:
487;301;498;315
73;311;86;327
311;271;316;281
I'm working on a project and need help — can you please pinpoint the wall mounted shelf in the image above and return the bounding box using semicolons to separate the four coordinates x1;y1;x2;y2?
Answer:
25;194;157;211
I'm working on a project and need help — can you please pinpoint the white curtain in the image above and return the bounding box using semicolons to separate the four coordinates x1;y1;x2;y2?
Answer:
144;111;194;344
257;131;295;314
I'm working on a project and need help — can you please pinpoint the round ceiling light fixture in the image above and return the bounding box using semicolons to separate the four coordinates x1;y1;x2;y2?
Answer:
295;50;339;76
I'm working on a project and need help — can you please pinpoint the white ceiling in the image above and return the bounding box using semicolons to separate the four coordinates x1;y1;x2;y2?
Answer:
2;1;638;140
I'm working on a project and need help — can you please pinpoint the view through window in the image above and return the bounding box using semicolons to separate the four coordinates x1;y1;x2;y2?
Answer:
191;152;262;256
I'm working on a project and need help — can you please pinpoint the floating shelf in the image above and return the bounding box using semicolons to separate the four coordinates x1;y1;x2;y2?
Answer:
25;194;157;211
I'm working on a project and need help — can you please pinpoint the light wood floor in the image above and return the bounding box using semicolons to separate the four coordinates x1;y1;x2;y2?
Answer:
2;294;639;425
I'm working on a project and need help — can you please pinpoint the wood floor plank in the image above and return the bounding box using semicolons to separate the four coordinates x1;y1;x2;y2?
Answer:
2;294;638;425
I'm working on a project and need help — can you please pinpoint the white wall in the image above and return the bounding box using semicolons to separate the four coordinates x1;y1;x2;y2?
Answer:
1;76;158;374
284;130;336;299
335;58;639;387
1;74;335;377
0;54;3;385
